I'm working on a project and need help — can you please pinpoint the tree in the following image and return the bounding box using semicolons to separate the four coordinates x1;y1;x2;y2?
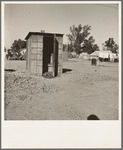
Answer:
81;36;99;54
68;43;73;52
105;38;115;48
92;44;100;51
67;24;91;54
63;44;68;51
11;39;26;55
105;38;118;53
112;44;119;53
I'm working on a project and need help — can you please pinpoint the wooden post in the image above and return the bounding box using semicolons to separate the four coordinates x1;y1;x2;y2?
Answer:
53;34;56;77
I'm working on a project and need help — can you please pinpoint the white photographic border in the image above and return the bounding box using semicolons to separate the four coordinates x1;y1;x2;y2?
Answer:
1;1;121;148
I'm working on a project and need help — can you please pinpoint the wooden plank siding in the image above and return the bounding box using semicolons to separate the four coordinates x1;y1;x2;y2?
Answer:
56;36;63;76
26;32;63;77
29;35;43;75
26;38;31;72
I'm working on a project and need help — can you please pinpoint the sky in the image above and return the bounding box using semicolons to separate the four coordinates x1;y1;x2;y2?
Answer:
4;2;119;50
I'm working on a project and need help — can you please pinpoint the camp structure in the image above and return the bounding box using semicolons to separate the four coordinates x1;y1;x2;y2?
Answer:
90;51;100;66
25;32;64;78
89;51;99;60
98;51;112;59
90;50;117;62
98;51;116;62
79;52;89;60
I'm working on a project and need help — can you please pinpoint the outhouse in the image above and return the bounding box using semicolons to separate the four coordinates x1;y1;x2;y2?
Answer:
25;32;64;77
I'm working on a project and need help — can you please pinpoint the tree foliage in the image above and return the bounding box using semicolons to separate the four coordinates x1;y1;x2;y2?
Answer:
93;44;100;51
11;39;26;54
105;38;118;53
112;44;119;53
67;24;91;54
105;38;115;48
67;24;99;54
81;36;99;54
63;44;68;51
68;43;73;52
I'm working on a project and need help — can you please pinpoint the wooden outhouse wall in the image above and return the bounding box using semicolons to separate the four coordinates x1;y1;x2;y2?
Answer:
56;35;63;75
26;35;43;75
26;33;63;77
63;51;68;62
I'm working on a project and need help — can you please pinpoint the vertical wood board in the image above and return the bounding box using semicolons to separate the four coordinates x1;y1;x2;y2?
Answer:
36;66;42;74
31;60;36;73
58;54;63;64
30;35;43;74
58;65;62;75
56;35;63;76
26;40;28;70
28;38;31;72
58;49;63;55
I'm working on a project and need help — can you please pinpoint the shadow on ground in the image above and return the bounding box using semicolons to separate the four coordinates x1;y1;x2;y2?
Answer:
62;68;72;73
5;69;16;72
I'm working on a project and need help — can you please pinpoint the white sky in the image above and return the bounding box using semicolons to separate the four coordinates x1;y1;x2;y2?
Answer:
4;2;119;50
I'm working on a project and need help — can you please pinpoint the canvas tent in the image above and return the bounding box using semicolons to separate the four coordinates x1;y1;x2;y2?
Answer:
98;51;112;59
90;50;117;62
79;52;89;60
89;51;99;60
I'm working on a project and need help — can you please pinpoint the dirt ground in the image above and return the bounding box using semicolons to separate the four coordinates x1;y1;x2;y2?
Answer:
4;58;119;120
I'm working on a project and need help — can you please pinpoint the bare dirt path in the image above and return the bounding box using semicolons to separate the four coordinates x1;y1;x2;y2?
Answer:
4;59;118;120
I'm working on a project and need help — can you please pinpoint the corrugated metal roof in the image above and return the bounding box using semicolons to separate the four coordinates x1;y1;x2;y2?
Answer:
25;32;64;40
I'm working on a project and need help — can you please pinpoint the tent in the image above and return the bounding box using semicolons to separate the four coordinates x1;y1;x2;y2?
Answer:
79;52;89;60
89;51;99;60
98;51;112;59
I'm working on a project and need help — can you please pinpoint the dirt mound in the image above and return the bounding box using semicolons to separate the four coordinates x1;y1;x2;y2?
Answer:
5;72;62;96
4;59;119;120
